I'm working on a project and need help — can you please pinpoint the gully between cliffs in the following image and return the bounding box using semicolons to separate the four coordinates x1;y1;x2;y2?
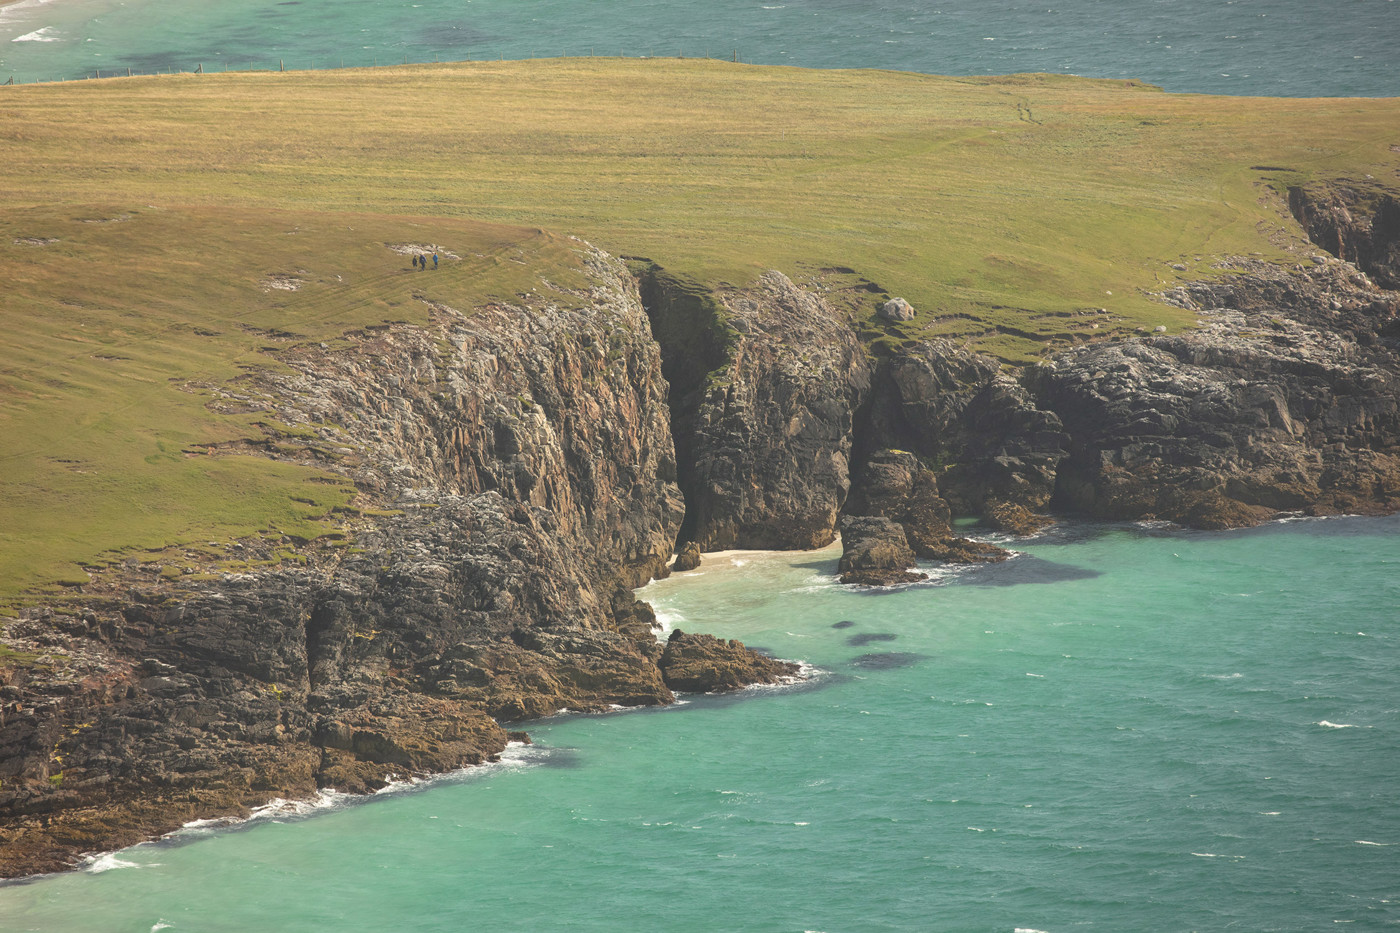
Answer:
636;189;1400;567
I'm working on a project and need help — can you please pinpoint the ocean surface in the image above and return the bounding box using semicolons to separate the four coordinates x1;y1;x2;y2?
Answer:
0;0;1397;95
2;2;1399;929
1;516;1397;931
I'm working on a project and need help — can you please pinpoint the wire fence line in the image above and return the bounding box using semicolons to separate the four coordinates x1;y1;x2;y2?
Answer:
3;47;750;86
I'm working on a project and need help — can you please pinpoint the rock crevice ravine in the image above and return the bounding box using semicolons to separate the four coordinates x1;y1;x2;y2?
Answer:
632;204;1398;580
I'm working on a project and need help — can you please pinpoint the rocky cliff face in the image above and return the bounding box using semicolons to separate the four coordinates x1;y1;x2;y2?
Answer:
0;247;771;877
1289;182;1400;290
641;268;872;550
5;188;1399;875
632;226;1397;581
865;340;1069;516
1033;258;1400;527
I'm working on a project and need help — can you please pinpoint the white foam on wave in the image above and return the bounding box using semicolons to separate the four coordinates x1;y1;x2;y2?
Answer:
1015;928;1051;933
13;26;62;42
650;607;685;639
179;817;227;831
1318;720;1359;729
1356;840;1394;846
1205;672;1243;680
711;660;824;698
81;853;140;873
169;741;547;839
788;572;841;593
1191;852;1246;859
151;922;174;932
235;789;353;823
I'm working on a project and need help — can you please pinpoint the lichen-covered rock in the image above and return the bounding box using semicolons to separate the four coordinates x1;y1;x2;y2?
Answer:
659;629;799;692
879;297;915;321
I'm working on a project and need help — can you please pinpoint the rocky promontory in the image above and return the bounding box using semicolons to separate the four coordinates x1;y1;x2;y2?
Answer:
0;248;790;877
3;183;1399;875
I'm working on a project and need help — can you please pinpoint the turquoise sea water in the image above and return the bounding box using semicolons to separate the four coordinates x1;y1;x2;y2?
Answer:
1;516;1397;931
1;0;1397;95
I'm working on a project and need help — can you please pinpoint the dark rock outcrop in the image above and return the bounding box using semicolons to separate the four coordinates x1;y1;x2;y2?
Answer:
839;450;1008;583
867;340;1068;516
673;541;702;572
1034;258;1400;528
836;515;925;586
659;629;800;692
641;268;872;551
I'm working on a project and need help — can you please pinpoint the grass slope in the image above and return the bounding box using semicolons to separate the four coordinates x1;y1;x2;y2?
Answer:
1;58;1397;596
0;204;597;599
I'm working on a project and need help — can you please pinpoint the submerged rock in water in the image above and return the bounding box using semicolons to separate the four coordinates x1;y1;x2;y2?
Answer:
850;652;923;670
847;632;898;646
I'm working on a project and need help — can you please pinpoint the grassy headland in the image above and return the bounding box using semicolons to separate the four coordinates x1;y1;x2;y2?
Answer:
1;58;1397;597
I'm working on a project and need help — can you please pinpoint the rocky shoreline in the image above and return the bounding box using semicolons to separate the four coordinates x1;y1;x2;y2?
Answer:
3;184;1398;878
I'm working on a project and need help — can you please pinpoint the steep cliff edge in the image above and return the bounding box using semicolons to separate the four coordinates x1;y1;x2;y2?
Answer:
1033;257;1400;527
0;247;778;877
638;266;871;551
1288;182;1400;290
627;192;1399;581
5;187;1399;873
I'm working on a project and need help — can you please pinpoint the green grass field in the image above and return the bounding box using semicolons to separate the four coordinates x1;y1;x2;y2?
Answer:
1;58;1397;598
